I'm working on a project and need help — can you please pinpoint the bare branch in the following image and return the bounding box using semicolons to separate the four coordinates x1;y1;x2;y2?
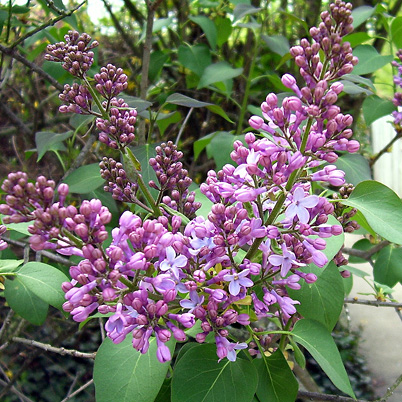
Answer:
0;379;34;402
0;43;63;91
0;235;73;266
0;309;14;342
370;127;402;168
344;298;402;308
0;101;32;136
11;337;96;360
60;379;94;402
342;241;390;260
375;374;402;402
297;391;367;402
10;1;86;49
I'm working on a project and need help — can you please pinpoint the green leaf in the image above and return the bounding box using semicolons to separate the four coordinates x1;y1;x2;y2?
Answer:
233;4;262;22
194;132;218;161
171;343;258;402
0;259;24;273
154;378;171;402
288;262;344;331
63;163;104;194
341;80;372;95
35;131;73;161
122;95;153;113
2;220;31;236
206;132;245;170
156;111;181;137
194;188;214;219
262;35;290;57
334;153;372;186
363;95;396;125
16;262;68;309
178;44;211;77
206;105;234;123
292;319;355;398
280;12;308;34
149;51;169;82
254;349;298;402
347;265;370;278
198;62;243;89
343;32;371;48
341;181;402;245
373;245;402;287
343;273;353;296
4;277;48;325
189;16;217;50
166;93;212;108
341;74;375;90
215;16;232;47
129;144;158;199
351;6;374;29
391;16;402;49
352;45;393;75
94;337;175;402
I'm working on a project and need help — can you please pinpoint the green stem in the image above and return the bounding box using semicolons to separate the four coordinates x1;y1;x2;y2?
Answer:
118;276;135;291
279;319;293;351
82;76;109;120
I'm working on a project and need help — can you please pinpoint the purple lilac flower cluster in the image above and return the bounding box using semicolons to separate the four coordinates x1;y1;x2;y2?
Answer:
46;31;135;150
149;142;201;217
392;49;402;125
0;1;363;363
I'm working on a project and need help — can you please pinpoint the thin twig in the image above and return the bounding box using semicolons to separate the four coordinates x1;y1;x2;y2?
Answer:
0;379;34;402
342;241;390;260
0;309;14;342
344;298;402;308
375;374;402;402
0;235;73;266
297;391;367;402
0;43;64;91
101;0;139;57
175;107;193;146
59;379;94;402
58;131;98;185
11;337;96;360
10;1;86;49
0;101;32;136
99;318;106;341
370;127;402;167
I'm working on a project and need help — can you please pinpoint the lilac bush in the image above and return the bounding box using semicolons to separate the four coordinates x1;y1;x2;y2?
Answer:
0;0;361;367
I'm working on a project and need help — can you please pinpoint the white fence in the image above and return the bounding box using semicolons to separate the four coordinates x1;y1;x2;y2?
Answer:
371;115;402;197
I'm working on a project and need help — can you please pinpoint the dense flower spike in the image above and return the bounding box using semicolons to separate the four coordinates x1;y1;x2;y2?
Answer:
45;31;98;77
149;141;201;217
96;98;137;149
7;0;365;364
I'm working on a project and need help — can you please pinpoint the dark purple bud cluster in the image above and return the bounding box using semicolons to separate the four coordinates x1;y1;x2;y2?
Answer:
99;157;139;202
59;83;92;114
96;98;137;149
45;31;98;78
0;172;56;223
94;64;128;99
296;0;357;83
149;142;201;217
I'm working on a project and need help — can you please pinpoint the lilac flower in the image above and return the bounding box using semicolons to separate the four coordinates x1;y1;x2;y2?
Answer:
223;269;253;296
286;187;319;224
105;303;131;344
269;243;305;277
180;290;204;312
215;335;248;362
159;246;187;281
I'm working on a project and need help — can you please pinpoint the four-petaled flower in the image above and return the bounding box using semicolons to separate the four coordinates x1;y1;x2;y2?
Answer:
268;243;305;277
285;187;319;224
223;269;253;296
160;246;188;281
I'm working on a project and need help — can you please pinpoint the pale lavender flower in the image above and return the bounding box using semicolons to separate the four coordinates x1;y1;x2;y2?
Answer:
180;290;204;312
223;269;253;296
285;187;319;223
268;243;305;277
215;335;248;362
159;246;188;281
